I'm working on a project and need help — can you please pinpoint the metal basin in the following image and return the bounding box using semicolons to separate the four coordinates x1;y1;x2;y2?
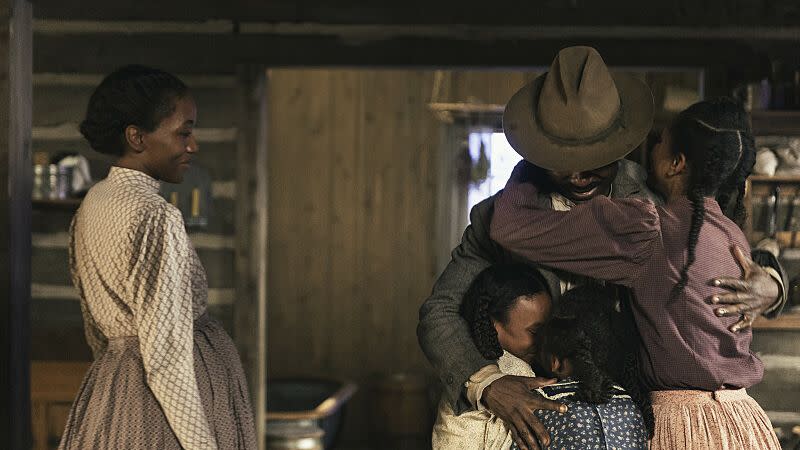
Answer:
266;378;357;449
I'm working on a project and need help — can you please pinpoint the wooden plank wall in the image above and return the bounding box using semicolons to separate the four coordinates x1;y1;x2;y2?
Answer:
29;75;241;361
266;68;536;446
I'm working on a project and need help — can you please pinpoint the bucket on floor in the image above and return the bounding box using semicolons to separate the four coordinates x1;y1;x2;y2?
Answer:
265;423;324;450
266;378;357;450
368;372;436;448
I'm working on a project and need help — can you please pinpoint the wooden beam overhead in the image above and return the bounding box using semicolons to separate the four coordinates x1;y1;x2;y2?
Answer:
33;19;800;41
33;72;236;88
29;0;800;27
34;19;234;34
240;25;800;42
33;32;768;73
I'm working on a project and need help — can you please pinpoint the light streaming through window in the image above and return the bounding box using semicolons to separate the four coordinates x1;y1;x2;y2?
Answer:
466;131;523;223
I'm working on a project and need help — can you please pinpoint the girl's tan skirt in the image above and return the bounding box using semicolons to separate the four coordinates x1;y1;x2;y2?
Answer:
650;389;780;450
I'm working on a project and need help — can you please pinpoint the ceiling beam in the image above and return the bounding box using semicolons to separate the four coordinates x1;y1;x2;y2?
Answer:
33;32;766;74
30;0;800;27
32;20;800;42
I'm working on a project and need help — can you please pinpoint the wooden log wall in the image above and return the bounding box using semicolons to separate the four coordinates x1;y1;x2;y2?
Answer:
29;74;241;360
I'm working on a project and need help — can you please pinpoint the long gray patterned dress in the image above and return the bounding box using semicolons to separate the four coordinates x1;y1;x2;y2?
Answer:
59;166;257;450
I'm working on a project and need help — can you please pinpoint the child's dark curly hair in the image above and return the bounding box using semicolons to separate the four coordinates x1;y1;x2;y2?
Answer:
460;263;550;360
539;284;655;437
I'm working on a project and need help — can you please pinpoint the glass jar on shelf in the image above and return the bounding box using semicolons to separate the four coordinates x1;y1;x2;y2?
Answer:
32;152;49;200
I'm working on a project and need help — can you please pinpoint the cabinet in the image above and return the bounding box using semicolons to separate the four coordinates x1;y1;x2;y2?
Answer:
743;111;800;248
744;175;800;249
32;198;81;211
31;361;90;450
744;111;800;329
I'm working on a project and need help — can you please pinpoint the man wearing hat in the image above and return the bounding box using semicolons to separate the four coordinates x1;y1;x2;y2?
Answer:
419;46;786;450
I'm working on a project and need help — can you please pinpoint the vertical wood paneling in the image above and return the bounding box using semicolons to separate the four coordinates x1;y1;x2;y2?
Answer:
267;69;302;373
270;70;550;374
404;71;440;364
267;69;542;445
268;69;442;444
300;69;333;372
327;70;363;378
359;71;393;372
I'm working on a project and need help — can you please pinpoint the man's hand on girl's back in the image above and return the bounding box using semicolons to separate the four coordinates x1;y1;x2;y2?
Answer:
482;375;566;450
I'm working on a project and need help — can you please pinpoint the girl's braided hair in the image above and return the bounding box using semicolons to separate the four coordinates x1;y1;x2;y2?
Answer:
666;97;756;296
460;263;550;360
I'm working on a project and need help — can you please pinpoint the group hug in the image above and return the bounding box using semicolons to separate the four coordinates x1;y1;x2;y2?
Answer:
420;46;785;450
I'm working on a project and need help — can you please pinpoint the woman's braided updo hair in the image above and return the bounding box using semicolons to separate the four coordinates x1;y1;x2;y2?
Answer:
80;65;189;156
667;97;756;296
460;264;550;360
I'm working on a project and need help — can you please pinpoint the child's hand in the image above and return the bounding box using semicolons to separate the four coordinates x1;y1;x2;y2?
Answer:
482;375;567;450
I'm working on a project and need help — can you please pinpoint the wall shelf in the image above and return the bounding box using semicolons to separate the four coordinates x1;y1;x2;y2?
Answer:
750;175;800;184
751;110;800;136
427;102;504;124
32;198;81;211
753;312;800;330
747;120;800;331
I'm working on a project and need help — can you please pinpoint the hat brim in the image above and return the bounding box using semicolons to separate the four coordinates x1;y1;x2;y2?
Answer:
503;72;654;172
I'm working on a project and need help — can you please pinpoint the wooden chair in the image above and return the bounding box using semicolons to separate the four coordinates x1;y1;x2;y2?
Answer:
31;361;90;450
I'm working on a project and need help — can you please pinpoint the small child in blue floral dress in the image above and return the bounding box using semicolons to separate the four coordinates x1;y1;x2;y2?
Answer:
511;382;647;449
511;284;650;450
432;266;648;450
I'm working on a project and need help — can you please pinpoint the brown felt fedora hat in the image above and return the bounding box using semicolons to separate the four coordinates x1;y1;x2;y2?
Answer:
503;46;654;172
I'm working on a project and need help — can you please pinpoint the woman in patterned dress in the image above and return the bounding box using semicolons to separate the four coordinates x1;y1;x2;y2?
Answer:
58;65;257;450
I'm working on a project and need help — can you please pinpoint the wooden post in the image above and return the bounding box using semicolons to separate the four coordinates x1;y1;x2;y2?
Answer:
1;0;32;447
235;65;268;449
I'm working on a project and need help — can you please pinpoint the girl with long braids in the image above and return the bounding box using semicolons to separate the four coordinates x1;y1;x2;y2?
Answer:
490;97;781;449
59;66;257;449
432;264;648;450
